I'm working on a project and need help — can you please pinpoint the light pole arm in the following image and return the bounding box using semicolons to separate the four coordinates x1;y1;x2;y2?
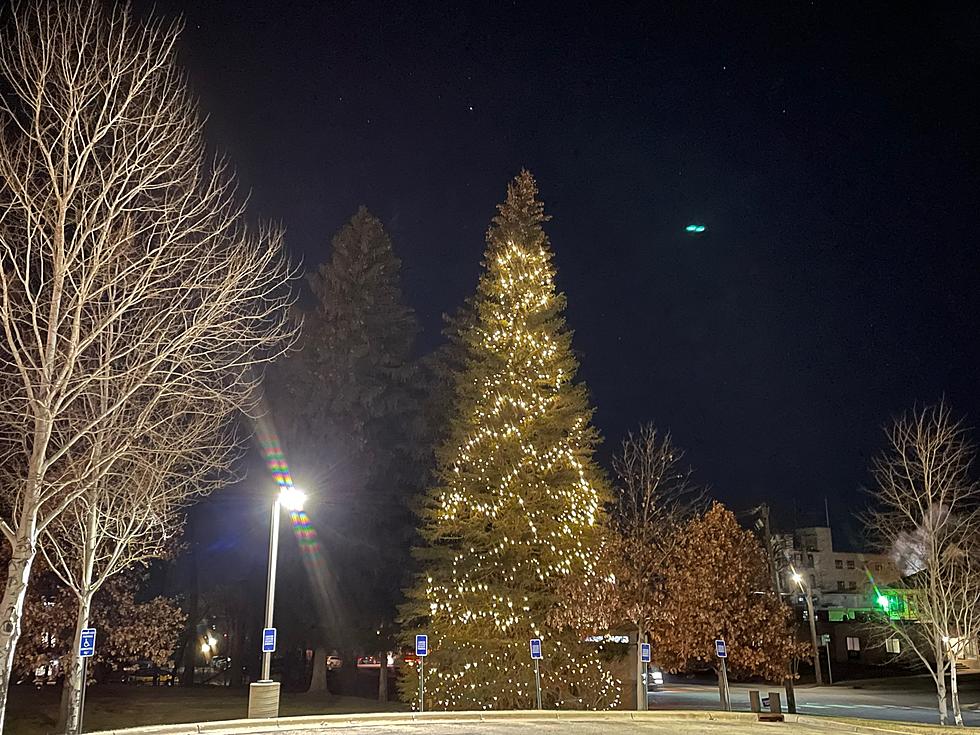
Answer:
261;497;282;682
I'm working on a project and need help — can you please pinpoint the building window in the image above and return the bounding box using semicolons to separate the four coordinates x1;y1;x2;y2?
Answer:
837;580;845;591
886;638;901;654
835;559;843;569
846;637;861;651
847;560;855;570
848;581;857;591
807;554;814;567
811;575;816;589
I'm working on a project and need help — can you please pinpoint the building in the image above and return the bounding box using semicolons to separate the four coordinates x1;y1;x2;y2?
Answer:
774;526;901;616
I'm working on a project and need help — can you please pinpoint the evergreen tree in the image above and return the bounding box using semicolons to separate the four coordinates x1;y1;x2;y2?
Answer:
265;207;420;687
401;172;619;710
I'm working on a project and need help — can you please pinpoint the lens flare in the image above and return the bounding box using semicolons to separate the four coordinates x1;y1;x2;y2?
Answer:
254;419;321;555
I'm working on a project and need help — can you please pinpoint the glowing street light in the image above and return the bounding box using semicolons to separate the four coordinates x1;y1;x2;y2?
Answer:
251;486;307;717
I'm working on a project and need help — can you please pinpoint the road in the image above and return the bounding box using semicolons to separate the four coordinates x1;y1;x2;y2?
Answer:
649;676;980;726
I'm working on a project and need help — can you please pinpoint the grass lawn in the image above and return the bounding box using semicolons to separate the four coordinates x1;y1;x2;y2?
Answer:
7;684;409;735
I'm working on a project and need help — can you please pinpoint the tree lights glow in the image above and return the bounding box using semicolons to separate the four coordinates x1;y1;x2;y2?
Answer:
401;172;620;710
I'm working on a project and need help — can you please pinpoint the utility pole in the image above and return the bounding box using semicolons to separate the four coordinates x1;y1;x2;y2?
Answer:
758;504;782;596
793;570;823;686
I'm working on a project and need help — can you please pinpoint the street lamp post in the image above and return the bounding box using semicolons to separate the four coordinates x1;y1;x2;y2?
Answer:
792;570;823;686
248;487;306;719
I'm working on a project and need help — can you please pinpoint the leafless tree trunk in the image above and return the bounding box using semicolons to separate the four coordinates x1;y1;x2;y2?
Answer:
308;645;329;693
864;402;980;726
378;651;388;703
0;1;295;727
45;397;237;734
948;641;961;727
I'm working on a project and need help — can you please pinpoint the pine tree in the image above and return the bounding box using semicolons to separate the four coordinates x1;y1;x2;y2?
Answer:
265;207;420;688
401;172;620;710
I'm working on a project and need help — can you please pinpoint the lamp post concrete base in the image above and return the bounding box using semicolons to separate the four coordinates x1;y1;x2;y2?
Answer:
248;680;280;718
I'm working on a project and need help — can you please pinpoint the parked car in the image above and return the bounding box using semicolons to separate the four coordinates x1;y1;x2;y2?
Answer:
643;666;665;692
131;663;174;686
326;655;343;670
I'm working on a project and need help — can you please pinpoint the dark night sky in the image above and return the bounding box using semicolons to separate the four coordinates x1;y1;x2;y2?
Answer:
134;0;979;545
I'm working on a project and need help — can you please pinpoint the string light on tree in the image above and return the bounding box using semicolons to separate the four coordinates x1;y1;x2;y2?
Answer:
401;171;620;710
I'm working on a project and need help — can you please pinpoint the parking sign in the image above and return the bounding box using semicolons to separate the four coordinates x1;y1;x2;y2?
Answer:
715;639;727;658
79;628;96;658
640;642;651;663
529;638;542;659
416;634;428;657
262;627;277;653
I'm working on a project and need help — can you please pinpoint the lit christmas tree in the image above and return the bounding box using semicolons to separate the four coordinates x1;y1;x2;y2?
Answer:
402;171;620;710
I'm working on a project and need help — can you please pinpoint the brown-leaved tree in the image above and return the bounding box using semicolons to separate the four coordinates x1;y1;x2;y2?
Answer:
651;503;806;682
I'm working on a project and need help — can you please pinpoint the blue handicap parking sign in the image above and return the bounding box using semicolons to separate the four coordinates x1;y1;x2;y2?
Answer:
715;639;727;658
416;634;428;657
529;638;542;659
262;627;277;653
79;628;96;658
640;642;651;663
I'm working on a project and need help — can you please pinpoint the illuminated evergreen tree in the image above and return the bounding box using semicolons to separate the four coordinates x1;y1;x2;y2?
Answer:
401;172;620;710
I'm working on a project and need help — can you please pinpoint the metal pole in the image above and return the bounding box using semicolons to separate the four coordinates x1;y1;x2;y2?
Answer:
803;584;823;685
784;674;797;714
534;658;542;709
419;657;424;713
825;643;833;685
719;657;731;711
261;497;281;681
78;656;88;734
636;628;644;711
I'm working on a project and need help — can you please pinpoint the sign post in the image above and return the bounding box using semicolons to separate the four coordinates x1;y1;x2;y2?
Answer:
715;639;731;712
821;633;833;685
416;634;428;713
529;638;543;710
78;627;97;733
638;641;651;711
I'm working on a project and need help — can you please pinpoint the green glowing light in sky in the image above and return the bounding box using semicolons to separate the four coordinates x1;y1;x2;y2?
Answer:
685;224;706;233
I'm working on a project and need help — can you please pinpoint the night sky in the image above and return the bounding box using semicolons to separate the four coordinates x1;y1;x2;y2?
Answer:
133;0;979;544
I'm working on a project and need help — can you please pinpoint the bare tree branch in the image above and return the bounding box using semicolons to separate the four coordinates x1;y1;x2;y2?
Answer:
864;401;980;726
0;1;297;727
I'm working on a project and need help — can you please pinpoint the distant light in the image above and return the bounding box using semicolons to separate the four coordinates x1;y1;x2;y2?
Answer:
280;487;307;511
201;643;211;654
877;595;890;610
685;224;706;233
791;572;803;585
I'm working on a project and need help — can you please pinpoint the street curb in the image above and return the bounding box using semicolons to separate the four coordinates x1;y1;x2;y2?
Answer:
795;715;964;734
87;709;966;735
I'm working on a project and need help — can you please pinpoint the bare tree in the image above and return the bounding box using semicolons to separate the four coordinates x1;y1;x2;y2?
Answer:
42;393;236;734
611;423;702;626
0;1;294;725
865;402;980;726
611;424;702;707
550;424;702;707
